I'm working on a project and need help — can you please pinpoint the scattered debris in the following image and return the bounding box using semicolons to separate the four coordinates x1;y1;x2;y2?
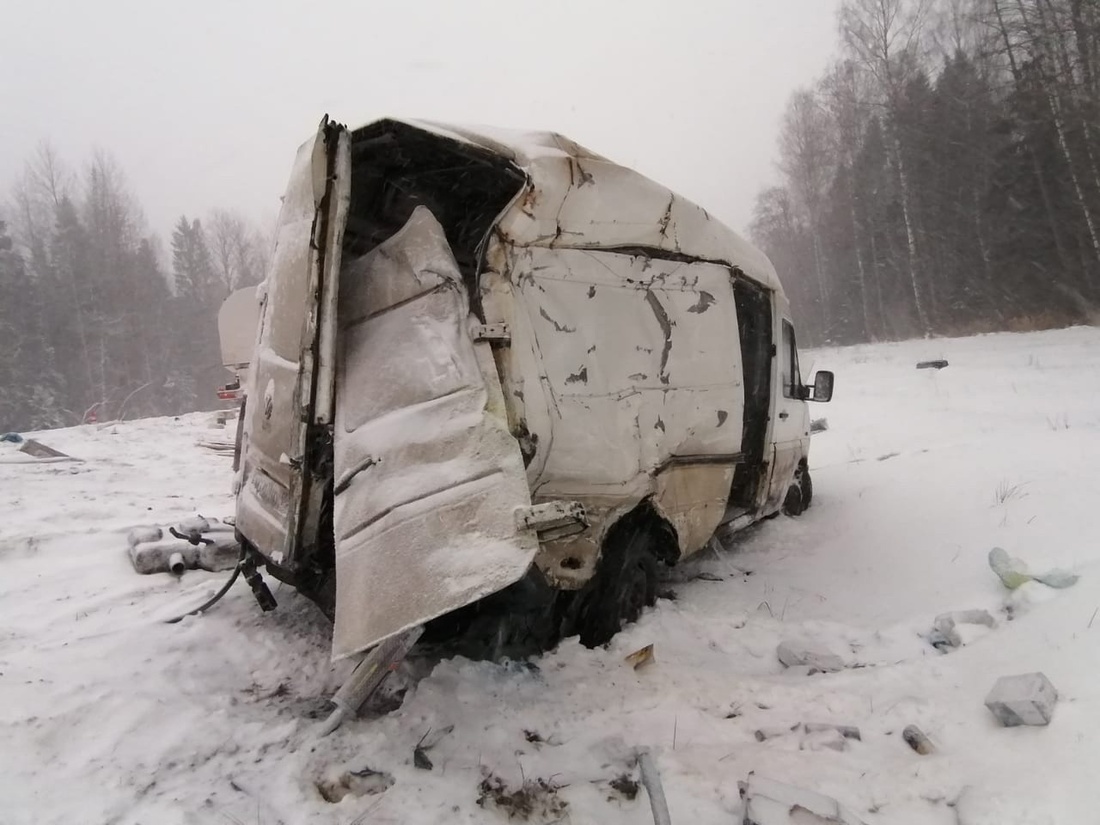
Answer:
316;766;394;803
0;437;81;464
989;547;1079;590
413;744;433;771
625;643;656;670
739;774;868;825
754;725;799;742
692;571;724;582
524;729;544;744
930;609;997;650
17;438;72;459
902;725;935;755
317;627;424;737
985;672;1057;727
803;723;861;741
810;418;829;433
800;727;849;752
754;723;861;751
195;435;236;455
127;517;239;575
916;360;949;370
476;770;569;821
608;773;640;801
413;724;455;771
776;640;845;673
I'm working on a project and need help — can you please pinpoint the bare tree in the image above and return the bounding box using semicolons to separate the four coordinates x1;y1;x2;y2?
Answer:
840;0;935;334
778;89;838;334
207;208;269;295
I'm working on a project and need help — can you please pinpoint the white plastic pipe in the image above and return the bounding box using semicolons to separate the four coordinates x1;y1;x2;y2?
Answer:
318;626;423;737
638;749;672;825
168;552;186;576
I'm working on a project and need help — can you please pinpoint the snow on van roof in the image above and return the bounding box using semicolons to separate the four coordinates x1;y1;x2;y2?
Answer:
363;118;784;296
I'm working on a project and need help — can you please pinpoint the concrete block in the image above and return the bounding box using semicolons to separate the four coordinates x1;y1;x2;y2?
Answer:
777;640;845;673
985;672;1057;727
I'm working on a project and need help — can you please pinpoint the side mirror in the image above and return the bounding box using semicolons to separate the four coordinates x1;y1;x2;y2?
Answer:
809;370;834;403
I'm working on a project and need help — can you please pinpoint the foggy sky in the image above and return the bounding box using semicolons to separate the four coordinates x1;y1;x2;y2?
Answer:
1;0;839;241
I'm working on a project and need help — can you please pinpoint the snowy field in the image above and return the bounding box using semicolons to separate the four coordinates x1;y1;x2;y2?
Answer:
2;325;1100;825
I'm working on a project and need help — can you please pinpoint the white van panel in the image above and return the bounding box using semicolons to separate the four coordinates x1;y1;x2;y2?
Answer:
507;247;745;497
331;207;538;660
236;121;350;562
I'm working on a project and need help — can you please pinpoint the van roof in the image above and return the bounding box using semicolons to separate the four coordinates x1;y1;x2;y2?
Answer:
355;118;784;297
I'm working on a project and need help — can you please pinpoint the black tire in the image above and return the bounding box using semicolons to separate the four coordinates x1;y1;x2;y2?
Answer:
576;531;659;648
800;466;813;509
782;483;804;516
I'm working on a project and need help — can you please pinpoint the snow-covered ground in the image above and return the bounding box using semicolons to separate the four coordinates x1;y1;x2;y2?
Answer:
2;326;1099;824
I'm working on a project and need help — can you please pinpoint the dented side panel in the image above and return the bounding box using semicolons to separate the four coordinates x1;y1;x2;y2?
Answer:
331;207;539;659
487;243;745;577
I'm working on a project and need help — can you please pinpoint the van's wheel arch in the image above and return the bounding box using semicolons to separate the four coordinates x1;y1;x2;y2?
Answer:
573;504;672;647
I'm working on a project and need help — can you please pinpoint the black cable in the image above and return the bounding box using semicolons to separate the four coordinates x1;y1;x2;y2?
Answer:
163;561;243;624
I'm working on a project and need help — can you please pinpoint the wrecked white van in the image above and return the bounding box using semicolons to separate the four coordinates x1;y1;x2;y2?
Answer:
233;117;833;662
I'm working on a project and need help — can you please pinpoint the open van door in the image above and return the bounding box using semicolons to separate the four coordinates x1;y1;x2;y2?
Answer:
331;207;541;660
236;118;350;571
765;316;809;509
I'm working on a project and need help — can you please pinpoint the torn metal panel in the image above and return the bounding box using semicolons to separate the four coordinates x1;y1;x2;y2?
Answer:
361;118;782;297
331;207;538;659
236;119;350;564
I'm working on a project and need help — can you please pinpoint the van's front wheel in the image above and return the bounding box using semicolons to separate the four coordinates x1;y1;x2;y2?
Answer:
800;466;813;509
783;465;812;516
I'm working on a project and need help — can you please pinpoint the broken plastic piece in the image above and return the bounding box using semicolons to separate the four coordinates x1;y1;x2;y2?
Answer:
739;774;868;825
931;609;997;649
776;640;845;673
625;644;656;670
989;547;1078;591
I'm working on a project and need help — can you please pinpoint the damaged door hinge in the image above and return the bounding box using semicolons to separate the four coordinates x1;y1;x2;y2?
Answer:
515;501;588;541
473;323;511;345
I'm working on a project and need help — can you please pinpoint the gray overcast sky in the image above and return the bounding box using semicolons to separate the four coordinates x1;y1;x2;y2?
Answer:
1;0;840;241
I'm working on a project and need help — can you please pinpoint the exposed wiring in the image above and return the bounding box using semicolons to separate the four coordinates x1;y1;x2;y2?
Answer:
163;561;243;625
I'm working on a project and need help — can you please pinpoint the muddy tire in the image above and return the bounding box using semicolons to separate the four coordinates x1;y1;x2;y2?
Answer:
576;531;659;648
800;466;813;510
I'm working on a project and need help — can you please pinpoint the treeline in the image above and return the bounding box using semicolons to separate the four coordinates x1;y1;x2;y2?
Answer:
0;143;269;431
752;0;1100;345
